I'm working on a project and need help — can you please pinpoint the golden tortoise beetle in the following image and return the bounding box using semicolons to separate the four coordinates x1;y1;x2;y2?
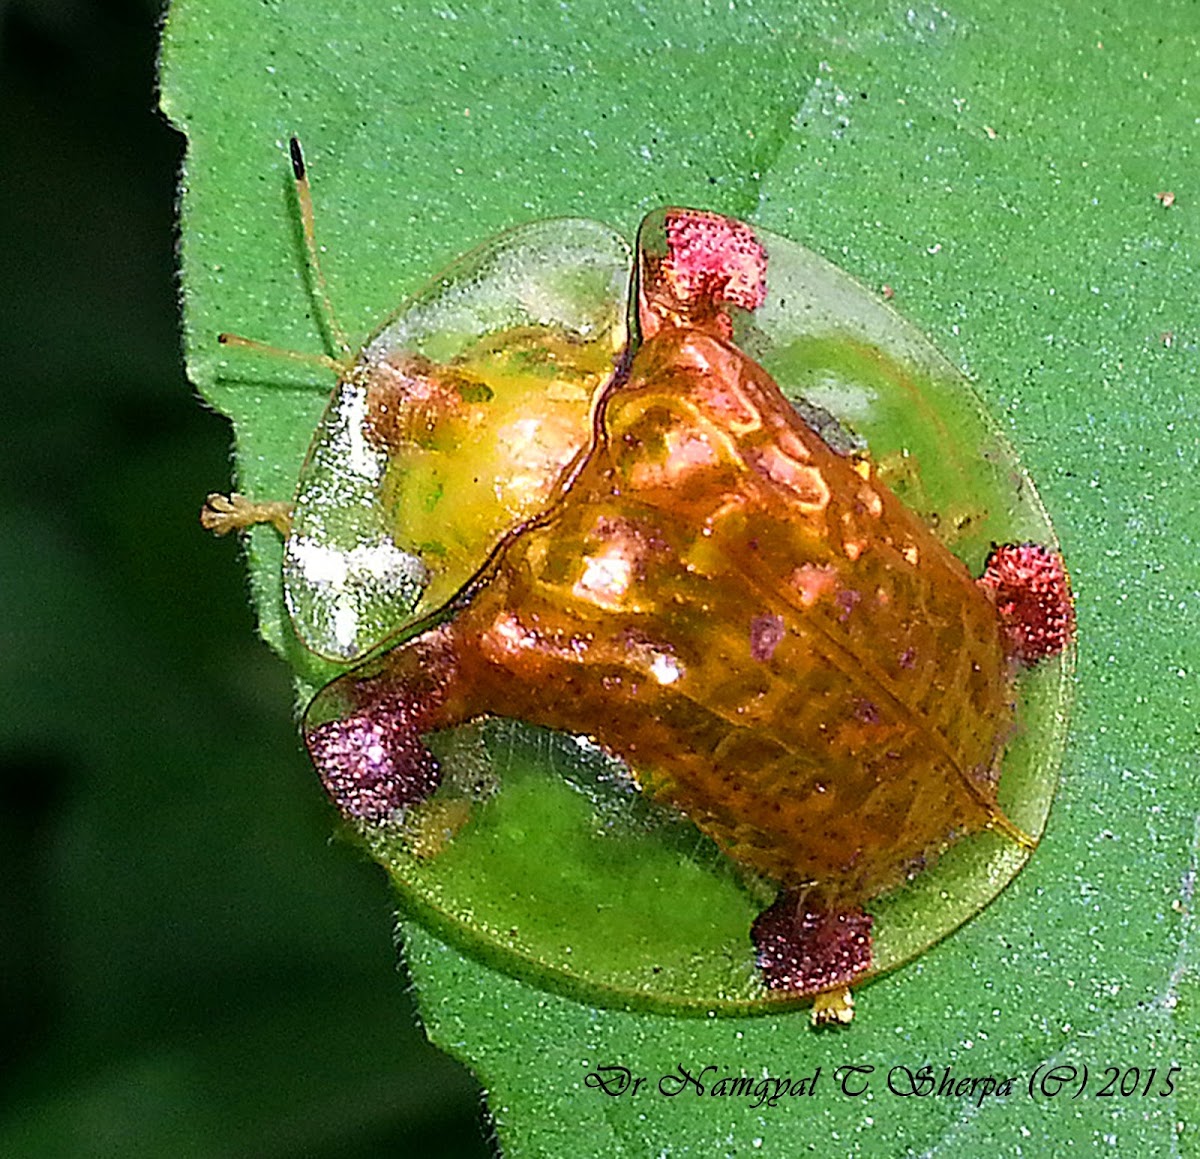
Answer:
205;145;1074;1023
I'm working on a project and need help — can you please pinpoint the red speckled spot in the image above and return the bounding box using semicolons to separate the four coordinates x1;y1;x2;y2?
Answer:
979;543;1075;665
751;894;874;995
662;210;767;312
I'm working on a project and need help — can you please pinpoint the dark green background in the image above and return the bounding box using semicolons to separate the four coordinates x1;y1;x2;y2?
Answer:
0;0;488;1153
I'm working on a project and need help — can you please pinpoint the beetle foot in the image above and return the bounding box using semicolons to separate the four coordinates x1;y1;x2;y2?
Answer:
978;543;1075;664
811;987;855;1026
751;892;873;1002
638;209;768;341
201;492;293;537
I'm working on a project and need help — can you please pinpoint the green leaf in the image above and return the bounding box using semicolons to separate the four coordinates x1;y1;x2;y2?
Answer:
162;1;1199;1155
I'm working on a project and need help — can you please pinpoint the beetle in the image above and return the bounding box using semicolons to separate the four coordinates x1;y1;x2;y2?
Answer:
206;143;1074;1023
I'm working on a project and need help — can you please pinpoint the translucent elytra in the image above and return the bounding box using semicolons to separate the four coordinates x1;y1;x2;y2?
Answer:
294;213;1072;1012
284;219;631;661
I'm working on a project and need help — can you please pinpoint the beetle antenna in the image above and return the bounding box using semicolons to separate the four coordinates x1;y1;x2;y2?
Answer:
290;136;354;362
216;331;345;373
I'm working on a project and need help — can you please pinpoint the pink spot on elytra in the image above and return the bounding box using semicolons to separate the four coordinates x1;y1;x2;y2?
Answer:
791;563;839;608
662;210;768;312
978;542;1075;665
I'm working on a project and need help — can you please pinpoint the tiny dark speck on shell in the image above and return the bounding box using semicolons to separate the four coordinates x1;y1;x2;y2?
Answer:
836;589;861;622
749;613;787;661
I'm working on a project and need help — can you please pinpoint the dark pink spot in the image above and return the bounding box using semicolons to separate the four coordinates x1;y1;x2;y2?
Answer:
307;706;441;822
898;647;916;669
751;893;874;995
978;542;1075;664
305;630;461;822
749;613;786;661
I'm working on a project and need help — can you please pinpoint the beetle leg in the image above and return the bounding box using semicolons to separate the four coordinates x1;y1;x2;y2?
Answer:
201;492;293;537
811;987;855;1026
978;543;1075;665
751;889;874;1018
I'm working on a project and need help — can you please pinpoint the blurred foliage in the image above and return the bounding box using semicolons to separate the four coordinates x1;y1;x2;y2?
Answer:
0;0;488;1154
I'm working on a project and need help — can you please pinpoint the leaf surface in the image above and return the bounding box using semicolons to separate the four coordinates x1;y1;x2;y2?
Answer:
161;1;1199;1153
